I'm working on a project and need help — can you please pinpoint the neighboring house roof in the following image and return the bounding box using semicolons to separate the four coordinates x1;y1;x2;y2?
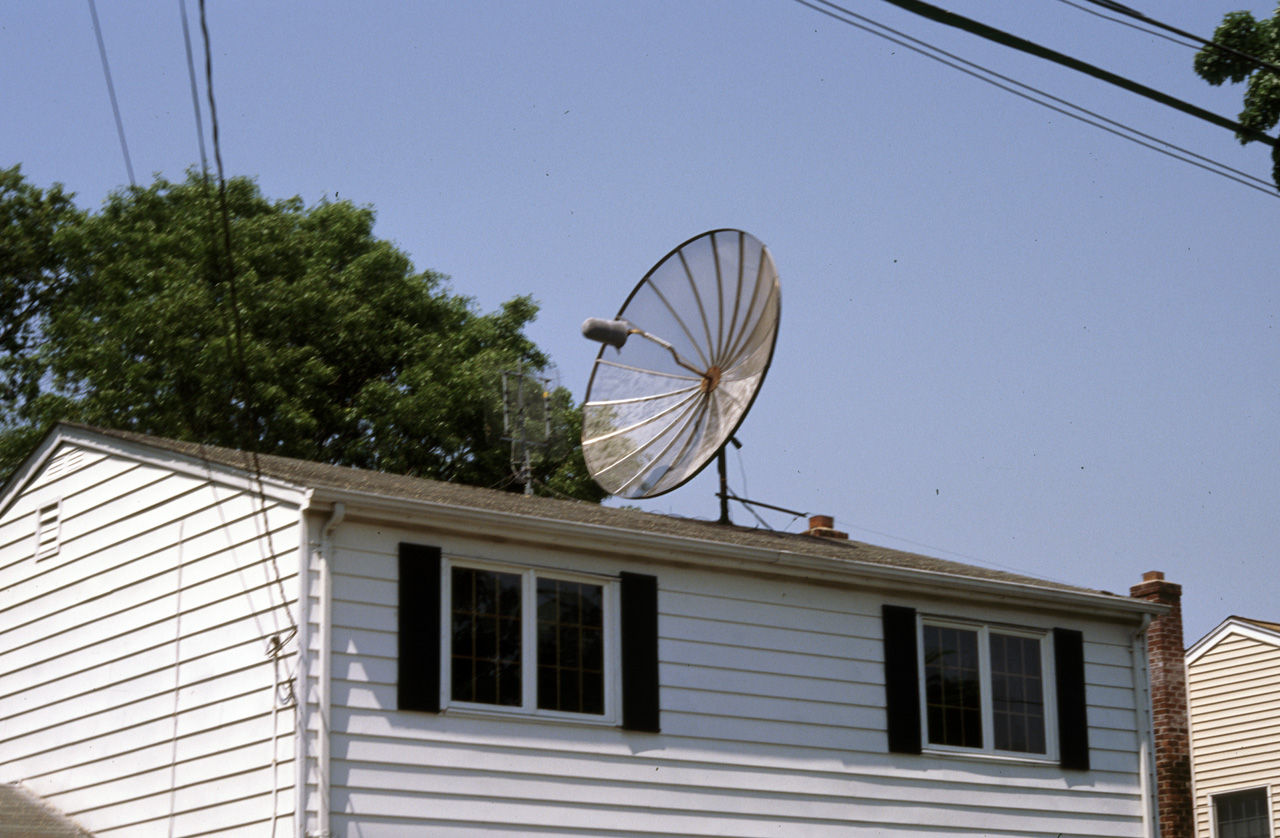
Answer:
1187;614;1280;664
0;784;95;838
6;422;1154;612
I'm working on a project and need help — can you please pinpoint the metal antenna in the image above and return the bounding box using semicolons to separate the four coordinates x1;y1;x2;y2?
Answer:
501;363;552;495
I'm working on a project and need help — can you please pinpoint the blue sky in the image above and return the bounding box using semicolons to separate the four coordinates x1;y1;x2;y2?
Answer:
4;1;1276;642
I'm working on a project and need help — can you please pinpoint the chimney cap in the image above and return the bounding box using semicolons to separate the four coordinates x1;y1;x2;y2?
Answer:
1143;570;1165;582
804;515;848;540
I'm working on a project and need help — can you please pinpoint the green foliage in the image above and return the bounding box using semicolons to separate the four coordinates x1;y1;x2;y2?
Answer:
1193;4;1280;187
0;167;82;414
0;167;606;501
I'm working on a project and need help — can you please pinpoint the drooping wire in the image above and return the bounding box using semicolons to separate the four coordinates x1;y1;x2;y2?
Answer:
191;0;300;648
87;0;135;187
835;519;1083;587
791;0;1279;197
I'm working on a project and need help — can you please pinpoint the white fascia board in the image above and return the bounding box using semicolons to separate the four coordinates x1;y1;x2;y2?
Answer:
0;425;308;517
0;429;66;514
307;486;1167;623
1187;616;1280;664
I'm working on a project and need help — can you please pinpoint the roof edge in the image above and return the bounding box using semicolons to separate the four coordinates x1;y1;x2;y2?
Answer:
307;485;1167;621
1187;614;1280;663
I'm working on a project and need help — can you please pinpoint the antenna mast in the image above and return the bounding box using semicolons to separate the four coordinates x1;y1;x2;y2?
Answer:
501;363;552;495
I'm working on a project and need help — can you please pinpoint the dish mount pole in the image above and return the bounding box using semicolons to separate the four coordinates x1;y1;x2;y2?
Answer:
717;448;729;525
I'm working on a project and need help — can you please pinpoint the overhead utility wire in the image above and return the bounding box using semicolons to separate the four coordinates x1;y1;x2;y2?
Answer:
793;0;1278;196
866;0;1277;148
194;0;299;643
178;0;209;173
1050;0;1197;50
1074;0;1280;79
87;0;135;187
197;0;253;426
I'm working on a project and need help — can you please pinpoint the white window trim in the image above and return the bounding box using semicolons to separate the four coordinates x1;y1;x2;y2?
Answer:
34;499;63;561
917;615;1059;762
1210;785;1274;838
439;556;622;725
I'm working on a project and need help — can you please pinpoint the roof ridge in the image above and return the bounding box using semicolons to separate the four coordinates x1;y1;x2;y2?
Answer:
52;422;1113;600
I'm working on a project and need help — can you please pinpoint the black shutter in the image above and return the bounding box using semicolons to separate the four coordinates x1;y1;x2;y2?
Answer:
619;572;660;732
882;604;922;754
398;542;442;713
1054;628;1090;770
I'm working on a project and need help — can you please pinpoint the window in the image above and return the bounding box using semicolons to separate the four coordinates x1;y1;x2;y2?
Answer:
448;563;607;716
882;605;1089;768
397;543;660;732
1214;788;1272;838
922;621;1048;755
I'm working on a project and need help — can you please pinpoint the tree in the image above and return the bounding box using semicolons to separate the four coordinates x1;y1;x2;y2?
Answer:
1193;4;1280;187
0;167;82;418
0;167;606;501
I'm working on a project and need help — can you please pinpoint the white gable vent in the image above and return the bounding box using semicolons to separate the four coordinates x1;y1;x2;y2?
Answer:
44;449;85;482
35;500;62;561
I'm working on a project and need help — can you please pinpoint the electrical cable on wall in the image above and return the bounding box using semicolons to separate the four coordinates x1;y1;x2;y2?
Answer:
184;34;301;838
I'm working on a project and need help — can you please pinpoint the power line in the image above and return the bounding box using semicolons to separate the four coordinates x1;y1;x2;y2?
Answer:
87;0;135;187
1072;0;1280;80
178;0;209;174
866;0;1276;147
1049;0;1197;50
197;0;253;434
192;1;299;647
792;0;1278;197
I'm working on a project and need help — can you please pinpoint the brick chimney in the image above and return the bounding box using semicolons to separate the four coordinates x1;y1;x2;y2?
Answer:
1130;570;1192;838
803;515;848;540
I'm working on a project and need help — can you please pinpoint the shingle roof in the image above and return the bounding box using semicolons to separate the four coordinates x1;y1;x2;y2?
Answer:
65;423;1115;599
0;784;94;838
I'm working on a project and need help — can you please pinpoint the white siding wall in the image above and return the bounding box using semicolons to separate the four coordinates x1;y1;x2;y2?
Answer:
1189;633;1280;837
0;444;300;837
324;519;1148;838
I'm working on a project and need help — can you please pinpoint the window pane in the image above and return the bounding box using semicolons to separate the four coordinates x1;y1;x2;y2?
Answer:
536;578;605;714
451;567;522;706
989;633;1046;754
924;625;982;747
1216;789;1270;838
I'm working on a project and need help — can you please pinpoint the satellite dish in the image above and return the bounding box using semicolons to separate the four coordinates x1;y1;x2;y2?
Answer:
580;229;781;501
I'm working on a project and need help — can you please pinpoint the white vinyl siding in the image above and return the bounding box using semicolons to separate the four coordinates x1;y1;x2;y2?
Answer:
324;520;1148;838
0;445;300;838
1189;631;1280;838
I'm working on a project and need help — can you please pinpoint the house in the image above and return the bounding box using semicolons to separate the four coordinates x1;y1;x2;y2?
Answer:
1186;616;1280;838
1;422;1173;837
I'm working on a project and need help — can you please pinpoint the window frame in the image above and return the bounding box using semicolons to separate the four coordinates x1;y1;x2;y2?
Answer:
439;556;622;725
916;615;1059;761
1211;786;1274;838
